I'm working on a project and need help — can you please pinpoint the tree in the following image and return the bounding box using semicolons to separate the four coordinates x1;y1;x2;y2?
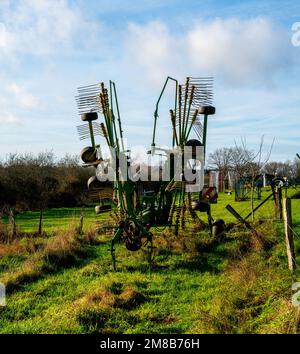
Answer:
239;136;274;221
208;147;233;190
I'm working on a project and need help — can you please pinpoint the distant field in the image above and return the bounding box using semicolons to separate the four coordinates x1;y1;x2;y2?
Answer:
2;206;109;234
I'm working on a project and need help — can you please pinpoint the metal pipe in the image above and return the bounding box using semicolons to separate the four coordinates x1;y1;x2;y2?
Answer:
202;114;208;161
169;109;179;146
88;121;95;148
178;85;182;145
112;81;125;151
152;76;178;150
183;85;195;140
181;77;190;143
185;109;198;142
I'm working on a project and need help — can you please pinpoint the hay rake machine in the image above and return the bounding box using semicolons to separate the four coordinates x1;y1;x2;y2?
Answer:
75;77;217;270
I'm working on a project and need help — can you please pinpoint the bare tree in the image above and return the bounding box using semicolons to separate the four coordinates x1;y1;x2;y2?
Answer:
239;136;275;221
208;147;233;190
230;145;254;180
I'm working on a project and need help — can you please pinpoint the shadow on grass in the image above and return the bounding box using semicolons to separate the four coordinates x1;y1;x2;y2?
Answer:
171;247;228;273
5;245;100;294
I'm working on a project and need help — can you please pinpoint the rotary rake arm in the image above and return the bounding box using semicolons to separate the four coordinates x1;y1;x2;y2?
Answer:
76;81;154;271
152;76;178;151
151;76;217;235
151;77;215;160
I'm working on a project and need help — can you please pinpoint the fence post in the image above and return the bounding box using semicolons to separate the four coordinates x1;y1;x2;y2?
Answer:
9;209;16;243
274;186;283;220
78;207;84;235
283;198;296;271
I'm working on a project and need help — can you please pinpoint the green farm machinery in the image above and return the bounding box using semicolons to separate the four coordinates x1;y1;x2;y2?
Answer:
76;77;218;270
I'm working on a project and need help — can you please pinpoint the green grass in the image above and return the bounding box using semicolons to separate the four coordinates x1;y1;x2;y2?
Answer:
1;188;300;334
0;238;226;334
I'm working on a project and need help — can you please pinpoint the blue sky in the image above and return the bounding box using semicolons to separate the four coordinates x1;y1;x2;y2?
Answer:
0;0;299;162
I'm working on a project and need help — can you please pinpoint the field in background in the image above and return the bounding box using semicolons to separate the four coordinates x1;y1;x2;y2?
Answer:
4;187;300;233
1;188;300;334
2;207;107;233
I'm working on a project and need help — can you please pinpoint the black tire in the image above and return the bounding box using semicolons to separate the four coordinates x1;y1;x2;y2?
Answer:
212;219;226;241
191;201;210;213
95;205;111;214
198;106;216;115
271;177;285;189
185;139;202;159
80;146;97;163
81;112;98;122
186;139;201;147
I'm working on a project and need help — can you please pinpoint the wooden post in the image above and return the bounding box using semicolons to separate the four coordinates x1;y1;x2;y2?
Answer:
273;186;283;220
9;209;16;243
78;207;84;235
38;208;43;236
283;198;296;271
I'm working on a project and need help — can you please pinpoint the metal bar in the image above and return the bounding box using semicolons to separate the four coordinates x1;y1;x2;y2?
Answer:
170;109;179;146
178;85;182;145
152;76;178;150
181;77;189;143
202;114;208;161
109;81;119;152
225;204;253;230
88;121;95;148
112;82;124;151
185;109;198;142
183;85;195;141
244;192;273;220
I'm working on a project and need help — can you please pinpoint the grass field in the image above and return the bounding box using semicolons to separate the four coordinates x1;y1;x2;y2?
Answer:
1;188;300;334
2;207;108;234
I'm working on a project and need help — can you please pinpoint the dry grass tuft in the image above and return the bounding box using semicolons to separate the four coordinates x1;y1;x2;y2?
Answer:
1;226;96;293
116;287;147;310
74;287;147;333
43;230;80;267
2;256;45;293
74;285;147;332
191;246;296;333
0;238;43;258
154;230;216;257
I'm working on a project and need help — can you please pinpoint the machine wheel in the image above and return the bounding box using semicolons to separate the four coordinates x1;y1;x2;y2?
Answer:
80;146;97;163
81;112;98;121
212;219;226;241
198;106;216;115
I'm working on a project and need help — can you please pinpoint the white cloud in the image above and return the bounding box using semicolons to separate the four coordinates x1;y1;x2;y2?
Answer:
8;83;40;109
0;0;100;57
0;112;20;124
186;18;291;85
0;22;10;49
125;17;293;86
126;22;174;84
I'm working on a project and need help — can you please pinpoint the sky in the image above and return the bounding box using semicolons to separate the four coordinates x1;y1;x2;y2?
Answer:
0;0;300;163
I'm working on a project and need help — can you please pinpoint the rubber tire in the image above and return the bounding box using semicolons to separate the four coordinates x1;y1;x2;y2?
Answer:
198;106;216;115
80;147;97;163
212;219;226;241
95;205;111;214
81;112;98;122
